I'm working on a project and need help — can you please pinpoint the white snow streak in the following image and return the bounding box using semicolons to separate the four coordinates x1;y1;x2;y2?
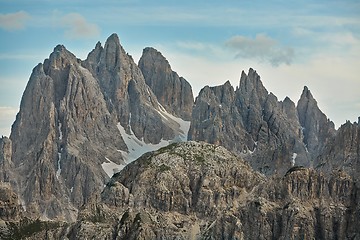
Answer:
248;141;258;154
155;105;191;142
248;147;256;154
291;153;297;166
58;122;63;140
56;150;62;179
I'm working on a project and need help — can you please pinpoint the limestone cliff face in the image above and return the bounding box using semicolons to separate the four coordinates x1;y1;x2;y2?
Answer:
9;44;124;221
189;69;309;175
2;32;359;238
53;142;359;240
316;119;360;179
138;47;194;120
0;183;21;222
297;86;336;160
0;137;12;183
7;34;189;221
83;34;178;144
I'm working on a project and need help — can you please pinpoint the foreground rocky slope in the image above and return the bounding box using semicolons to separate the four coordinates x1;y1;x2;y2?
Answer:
13;142;358;239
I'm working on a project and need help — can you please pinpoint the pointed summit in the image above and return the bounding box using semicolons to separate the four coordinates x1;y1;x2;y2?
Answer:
297;86;320;124
297;86;335;159
238;68;268;101
300;86;316;103
10;38;124;221
53;44;66;52
104;33;121;52
43;44;79;78
139;47;194;120
106;33;120;44
50;44;76;59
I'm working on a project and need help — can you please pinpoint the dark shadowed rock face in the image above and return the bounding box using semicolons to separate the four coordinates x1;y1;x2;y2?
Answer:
41;142;359;240
138;47;194;121
189;69;309;175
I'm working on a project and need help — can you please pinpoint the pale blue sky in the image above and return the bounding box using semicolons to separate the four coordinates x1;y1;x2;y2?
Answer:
1;0;360;136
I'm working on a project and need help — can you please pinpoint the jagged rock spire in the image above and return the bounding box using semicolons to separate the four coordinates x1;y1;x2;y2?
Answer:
297;86;336;159
138;47;194;120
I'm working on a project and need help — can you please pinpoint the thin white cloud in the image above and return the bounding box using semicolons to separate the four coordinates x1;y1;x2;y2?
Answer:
61;13;100;39
225;34;295;67
0;11;31;31
175;41;229;60
0;106;18;137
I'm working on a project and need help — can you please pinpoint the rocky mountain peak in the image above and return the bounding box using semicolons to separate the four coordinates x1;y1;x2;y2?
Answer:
190;68;311;175
141;47;170;67
6;33;196;221
2;33;359;238
53;44;66;52
301;85;311;96
107;33;120;42
299;86;316;106
316;120;360;179
297;86;336;160
47;44;78;66
239;68;267;93
139;46;194;120
9;41;125;221
238;68;268;108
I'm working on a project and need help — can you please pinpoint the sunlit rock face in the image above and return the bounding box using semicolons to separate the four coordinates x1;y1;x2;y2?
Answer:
59;142;360;239
1;33;359;239
7;34;191;221
189;68;311;175
138;47;194;121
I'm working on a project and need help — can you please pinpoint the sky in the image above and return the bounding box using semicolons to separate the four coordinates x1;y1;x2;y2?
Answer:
0;0;359;136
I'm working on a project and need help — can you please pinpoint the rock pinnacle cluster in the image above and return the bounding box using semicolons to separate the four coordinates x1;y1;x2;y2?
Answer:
0;33;359;239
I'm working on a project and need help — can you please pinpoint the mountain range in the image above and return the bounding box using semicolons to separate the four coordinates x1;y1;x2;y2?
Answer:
0;33;359;239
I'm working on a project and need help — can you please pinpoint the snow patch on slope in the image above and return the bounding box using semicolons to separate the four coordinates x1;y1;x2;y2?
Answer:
101;105;192;178
113;108;191;175
117;122;172;163
101;157;124;178
58;122;63;140
156;105;191;142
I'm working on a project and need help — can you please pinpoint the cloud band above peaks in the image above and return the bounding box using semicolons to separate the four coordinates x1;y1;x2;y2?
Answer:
225;34;294;66
0;11;31;31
